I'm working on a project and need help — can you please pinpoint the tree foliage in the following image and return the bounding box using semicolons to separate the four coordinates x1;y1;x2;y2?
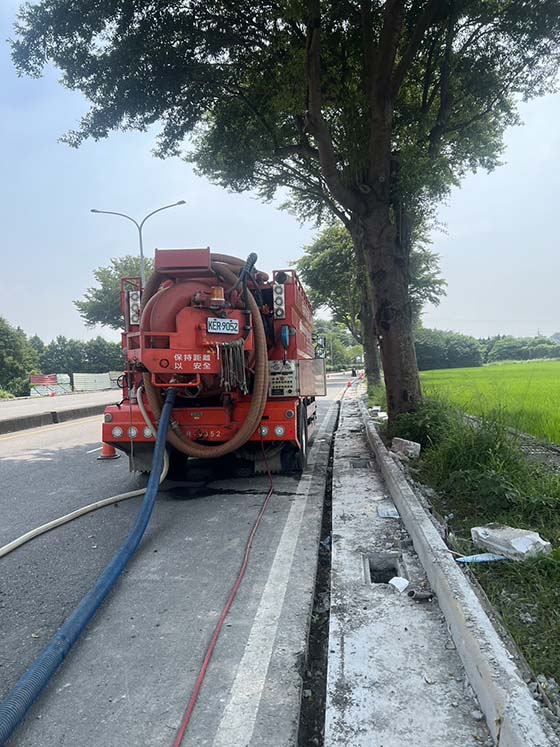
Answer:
74;255;152;330
296;223;446;339
415;327;482;370
483;335;560;363
12;0;560;417
39;336;123;376
314;319;363;370
0;317;39;396
0;315;124;396
12;0;559;210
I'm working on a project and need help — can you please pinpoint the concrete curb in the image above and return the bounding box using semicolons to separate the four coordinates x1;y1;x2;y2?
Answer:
0;405;107;435
357;397;559;747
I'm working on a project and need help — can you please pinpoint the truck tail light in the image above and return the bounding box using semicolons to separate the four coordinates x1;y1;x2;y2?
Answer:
127;290;141;326
273;283;285;319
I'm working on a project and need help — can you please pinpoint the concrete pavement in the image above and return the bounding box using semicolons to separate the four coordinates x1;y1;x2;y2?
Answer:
326;392;491;746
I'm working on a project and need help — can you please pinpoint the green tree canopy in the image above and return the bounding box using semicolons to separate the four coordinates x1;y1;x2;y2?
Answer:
296;223;446;339
485;336;560;363
74;255;152;330
0;317;39;396
40;336;123;375
13;0;560;417
415;328;482;370
314;319;362;370
39;336;85;375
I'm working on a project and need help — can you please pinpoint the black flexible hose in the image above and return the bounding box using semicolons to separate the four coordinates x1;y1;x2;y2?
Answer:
0;388;177;745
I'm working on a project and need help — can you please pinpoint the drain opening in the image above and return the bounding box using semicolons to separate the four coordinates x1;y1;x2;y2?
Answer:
366;552;403;584
350;458;371;469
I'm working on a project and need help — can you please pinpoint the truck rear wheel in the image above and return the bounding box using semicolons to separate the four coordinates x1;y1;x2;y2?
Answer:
281;403;308;473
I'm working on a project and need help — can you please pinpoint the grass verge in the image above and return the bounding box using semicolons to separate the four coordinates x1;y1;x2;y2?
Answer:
366;382;386;409
390;399;560;687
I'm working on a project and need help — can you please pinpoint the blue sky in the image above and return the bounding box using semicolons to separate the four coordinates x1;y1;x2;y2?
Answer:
1;0;558;342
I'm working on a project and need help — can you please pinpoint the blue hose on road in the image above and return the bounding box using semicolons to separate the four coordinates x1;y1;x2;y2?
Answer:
0;388;177;746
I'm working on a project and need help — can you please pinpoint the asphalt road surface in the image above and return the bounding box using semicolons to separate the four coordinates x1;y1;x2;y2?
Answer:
0;376;346;746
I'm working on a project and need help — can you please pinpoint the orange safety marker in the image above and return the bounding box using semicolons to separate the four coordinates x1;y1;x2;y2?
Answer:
97;442;120;460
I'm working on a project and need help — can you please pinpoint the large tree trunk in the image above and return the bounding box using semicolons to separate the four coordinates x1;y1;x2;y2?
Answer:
351;209;422;421
351;227;381;387
359;286;381;387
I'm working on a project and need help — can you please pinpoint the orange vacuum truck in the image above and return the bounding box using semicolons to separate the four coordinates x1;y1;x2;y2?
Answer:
101;248;327;474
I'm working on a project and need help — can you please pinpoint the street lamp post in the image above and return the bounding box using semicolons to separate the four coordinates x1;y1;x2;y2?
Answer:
90;200;186;287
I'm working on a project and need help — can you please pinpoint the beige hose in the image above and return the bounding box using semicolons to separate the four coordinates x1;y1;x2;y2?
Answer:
141;256;269;459
0;405;168;560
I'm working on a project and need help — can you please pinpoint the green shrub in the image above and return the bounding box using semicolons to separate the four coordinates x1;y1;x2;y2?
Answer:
394;396;560;682
0;389;15;399
389;398;457;450
411;409;560;535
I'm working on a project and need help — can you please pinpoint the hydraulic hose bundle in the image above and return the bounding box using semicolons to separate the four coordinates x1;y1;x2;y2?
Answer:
141;254;269;459
0;388;177;746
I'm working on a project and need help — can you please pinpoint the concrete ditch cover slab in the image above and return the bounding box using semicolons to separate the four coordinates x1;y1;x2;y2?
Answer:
325;396;492;747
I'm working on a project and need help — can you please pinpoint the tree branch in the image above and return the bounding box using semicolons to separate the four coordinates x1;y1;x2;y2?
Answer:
428;2;454;157
421;29;442;114
360;0;376;111
304;0;361;211
390;0;445;99
274;143;319;160
438;60;526;141
227;85;280;147
375;0;406;102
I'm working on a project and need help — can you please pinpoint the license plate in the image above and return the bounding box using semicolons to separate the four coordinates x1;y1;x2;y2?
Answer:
207;317;239;335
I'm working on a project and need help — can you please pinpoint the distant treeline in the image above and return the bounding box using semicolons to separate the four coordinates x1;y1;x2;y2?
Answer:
415;329;560;371
481;335;560;363
415;328;482;370
0;316;123;398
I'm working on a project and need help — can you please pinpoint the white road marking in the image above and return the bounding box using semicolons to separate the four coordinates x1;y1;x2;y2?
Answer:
212;400;338;747
86;446;103;454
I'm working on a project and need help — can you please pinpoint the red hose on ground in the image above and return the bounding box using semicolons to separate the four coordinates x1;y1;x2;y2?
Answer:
173;443;274;746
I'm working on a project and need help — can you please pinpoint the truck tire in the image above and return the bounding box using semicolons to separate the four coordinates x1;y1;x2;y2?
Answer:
281;403;308;473
295;402;308;472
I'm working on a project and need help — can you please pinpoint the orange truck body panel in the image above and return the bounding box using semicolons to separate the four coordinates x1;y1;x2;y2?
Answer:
104;248;324;462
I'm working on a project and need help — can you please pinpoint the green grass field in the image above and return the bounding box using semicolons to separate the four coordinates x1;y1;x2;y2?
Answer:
421;360;560;444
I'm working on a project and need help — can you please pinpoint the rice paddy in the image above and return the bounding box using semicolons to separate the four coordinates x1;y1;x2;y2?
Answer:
421;360;560;444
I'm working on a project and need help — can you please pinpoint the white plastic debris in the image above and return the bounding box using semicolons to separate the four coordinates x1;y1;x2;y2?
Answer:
370;405;382;413
391;437;421;459
471;523;552;561
388;576;409;593
456;552;506;564
377;500;400;519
